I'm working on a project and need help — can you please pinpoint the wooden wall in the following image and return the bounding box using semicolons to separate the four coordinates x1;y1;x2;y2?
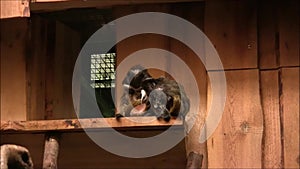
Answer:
0;0;299;168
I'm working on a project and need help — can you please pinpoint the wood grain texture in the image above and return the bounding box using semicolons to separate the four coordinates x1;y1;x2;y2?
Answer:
26;15;47;120
258;1;278;69
207;70;263;168
1;117;183;133
204;0;257;70
45;21;81;119
1;18;29;121
43;134;60;169
0;0;30;19
281;68;300;168
168;2;208;167
260;70;282;168
278;0;300;67
1;127;186;169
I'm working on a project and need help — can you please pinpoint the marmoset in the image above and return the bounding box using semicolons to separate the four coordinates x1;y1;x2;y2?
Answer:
116;65;190;122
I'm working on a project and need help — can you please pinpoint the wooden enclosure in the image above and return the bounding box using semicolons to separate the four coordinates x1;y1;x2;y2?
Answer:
1;0;299;168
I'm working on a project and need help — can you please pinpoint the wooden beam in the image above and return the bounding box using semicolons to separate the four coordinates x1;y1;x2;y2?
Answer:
43;134;60;169
186;152;203;169
1;117;183;133
0;0;30;18
30;0;203;12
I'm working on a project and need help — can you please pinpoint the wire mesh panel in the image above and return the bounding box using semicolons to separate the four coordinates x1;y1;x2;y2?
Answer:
90;53;116;88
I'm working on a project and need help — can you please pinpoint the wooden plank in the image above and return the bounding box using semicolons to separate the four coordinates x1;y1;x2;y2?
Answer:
1;128;186;168
0;0;30;19
260;70;282;168
1;18;29;121
45;21;81;119
281;68;299;168
1;117;183;133
278;0;300;67
26;15;47;120
30;0;203;12
207;69;264;168
204;0;257;70
169;2;208;167
258;0;278;69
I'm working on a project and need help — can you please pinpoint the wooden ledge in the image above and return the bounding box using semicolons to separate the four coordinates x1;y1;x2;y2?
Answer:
30;0;203;12
1;117;183;134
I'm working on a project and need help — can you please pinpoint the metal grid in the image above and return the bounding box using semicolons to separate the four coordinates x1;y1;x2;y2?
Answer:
90;53;116;88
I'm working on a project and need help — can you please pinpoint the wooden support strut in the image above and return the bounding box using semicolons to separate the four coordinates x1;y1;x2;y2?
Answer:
42;133;60;169
186;152;203;169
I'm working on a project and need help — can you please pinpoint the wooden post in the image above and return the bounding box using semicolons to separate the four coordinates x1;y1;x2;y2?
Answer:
0;144;33;169
43;133;60;169
186;152;203;169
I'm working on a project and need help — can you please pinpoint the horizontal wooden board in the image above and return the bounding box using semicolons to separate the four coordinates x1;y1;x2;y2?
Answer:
30;0;203;12
1;117;183;133
1;124;186;168
0;0;30;18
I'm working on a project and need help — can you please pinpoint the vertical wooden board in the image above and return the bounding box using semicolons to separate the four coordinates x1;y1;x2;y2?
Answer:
279;0;300;67
260;70;282;168
113;4;170;113
281;68;300;168
26;15;47;120
169;2;208;167
258;1;278;69
204;0;257;70
207;70;263;168
1;18;29;121
45;21;81;119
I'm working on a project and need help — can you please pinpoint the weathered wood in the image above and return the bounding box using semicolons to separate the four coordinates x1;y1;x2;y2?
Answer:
0;0;30;19
278;0;300;67
43;134;60;169
30;0;203;12
186;152;203;169
45;21;81;119
260;70;282;168
1;18;29;121
258;0;278;69
0;144;34;169
26;15;48;120
204;0;257;70
207;70;264;168
1;117;183;133
280;68;300;168
168;2;208;168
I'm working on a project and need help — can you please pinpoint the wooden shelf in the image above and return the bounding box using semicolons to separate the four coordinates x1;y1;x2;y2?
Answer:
1;117;183;134
30;0;203;12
